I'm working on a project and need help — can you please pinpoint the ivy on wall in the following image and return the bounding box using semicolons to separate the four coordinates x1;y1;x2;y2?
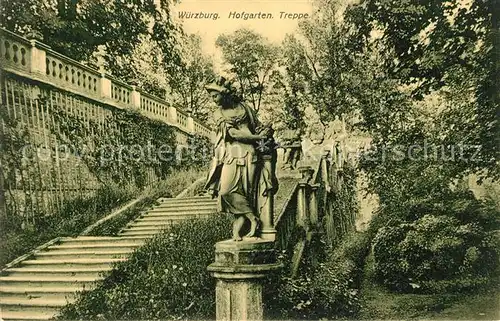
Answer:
1;85;214;227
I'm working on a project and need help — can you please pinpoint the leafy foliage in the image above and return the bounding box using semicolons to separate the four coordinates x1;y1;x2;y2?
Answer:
371;189;499;293
267;35;308;135
0;0;187;98
48;95;178;188
266;232;371;319
170;34;216;122
216;28;280;112
348;0;499;179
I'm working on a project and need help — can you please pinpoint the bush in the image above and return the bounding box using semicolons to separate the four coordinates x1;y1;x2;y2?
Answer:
57;213;232;320
372;196;499;293
267;232;371;319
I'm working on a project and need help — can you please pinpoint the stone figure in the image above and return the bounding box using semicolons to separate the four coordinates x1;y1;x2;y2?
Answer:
280;128;303;170
204;76;278;241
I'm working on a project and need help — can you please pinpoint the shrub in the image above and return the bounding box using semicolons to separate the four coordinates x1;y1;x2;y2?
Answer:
373;210;499;293
57;213;232;320
266;232;371;319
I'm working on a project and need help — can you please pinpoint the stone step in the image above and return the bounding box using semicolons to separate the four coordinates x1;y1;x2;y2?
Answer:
153;201;217;209
0;303;62;316
0;275;100;288
59;236;147;245
147;207;216;213
0;284;85;296
46;243;142;253
0;309;57;320
158;196;211;203
139;213;215;220
0;296;69;307
0;290;76;303
119;230;158;237
127;220;178;228
121;225;167;232
34;250;133;260
20;257;125;269
135;214;212;222
3;266;112;278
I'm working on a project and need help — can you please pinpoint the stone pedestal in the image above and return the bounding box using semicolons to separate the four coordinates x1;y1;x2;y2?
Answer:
208;239;281;321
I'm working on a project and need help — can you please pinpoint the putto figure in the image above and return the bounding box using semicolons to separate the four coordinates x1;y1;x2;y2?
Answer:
204;76;278;241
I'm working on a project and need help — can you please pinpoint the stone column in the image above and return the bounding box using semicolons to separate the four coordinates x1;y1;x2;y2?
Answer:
259;155;276;241
297;181;309;228
297;166;314;228
309;183;320;229
208;239;281;321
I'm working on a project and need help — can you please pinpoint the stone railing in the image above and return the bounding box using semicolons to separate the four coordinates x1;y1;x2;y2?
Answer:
0;28;214;140
274;146;356;277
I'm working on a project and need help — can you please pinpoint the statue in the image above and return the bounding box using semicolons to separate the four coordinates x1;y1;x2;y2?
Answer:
279;128;303;170
204;76;278;241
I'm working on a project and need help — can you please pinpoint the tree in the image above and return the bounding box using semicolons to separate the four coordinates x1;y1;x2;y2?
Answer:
347;0;499;179
266;35;309;136
0;0;183;96
272;1;370;142
216;28;280;112
169;34;216;122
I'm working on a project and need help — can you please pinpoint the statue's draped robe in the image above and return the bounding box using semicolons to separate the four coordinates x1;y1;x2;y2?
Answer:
204;103;277;216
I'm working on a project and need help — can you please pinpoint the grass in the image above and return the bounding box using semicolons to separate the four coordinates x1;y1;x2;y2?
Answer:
359;250;500;320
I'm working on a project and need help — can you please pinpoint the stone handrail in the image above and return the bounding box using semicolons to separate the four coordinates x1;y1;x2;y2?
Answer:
0;28;214;140
274;183;300;251
273;149;351;276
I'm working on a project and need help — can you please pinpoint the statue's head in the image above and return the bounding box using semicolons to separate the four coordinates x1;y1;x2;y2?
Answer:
205;76;242;106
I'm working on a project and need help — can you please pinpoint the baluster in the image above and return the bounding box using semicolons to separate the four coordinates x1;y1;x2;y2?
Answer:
297;166;314;229
4;41;11;60
45;58;50;75
309;183;319;228
321;149;331;193
51;61;57;77
0;40;6;60
20;47;26;66
12;44;18;63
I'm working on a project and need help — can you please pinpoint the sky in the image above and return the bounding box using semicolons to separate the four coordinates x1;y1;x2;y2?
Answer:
172;0;315;70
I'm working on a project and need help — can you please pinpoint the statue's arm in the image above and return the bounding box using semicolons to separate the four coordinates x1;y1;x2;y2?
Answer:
227;128;265;143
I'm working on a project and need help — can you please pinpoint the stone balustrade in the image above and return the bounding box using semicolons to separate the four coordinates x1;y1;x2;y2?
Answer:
0;28;214;140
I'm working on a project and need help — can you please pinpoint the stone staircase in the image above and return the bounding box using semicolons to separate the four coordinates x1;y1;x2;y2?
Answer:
0;196;217;320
